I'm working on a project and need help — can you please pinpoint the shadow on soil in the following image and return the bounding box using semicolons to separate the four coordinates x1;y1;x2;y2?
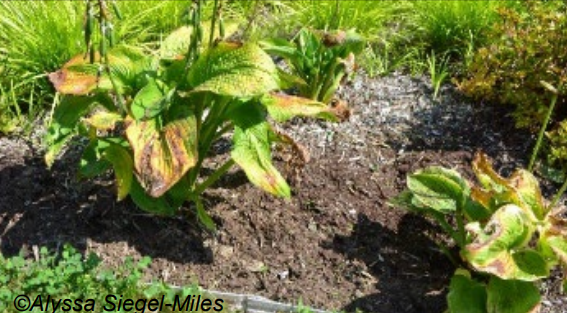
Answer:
0;148;213;264
331;213;452;313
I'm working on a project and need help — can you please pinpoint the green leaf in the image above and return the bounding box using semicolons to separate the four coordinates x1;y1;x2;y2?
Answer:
464;198;493;222
79;139;111;178
229;101;290;198
187;42;280;98
45;95;105;167
103;144;133;201
464;204;546;281
486;277;540;313
159;26;194;60
124;107;198;198
447;269;487;313
406;166;469;214
130;79;168;121
540;215;567;264
261;93;338;122
259;38;299;60
129;178;176;216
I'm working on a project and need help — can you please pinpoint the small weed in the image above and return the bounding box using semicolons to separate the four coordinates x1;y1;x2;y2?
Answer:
426;51;450;100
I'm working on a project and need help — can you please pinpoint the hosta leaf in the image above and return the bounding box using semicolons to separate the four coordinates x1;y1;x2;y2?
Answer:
131;79;168;120
473;153;544;221
464;197;493;222
160;26;194;60
260;38;298;60
261;93;338;122
49;46;154;96
160;23;239;60
45;95;107;167
103;144;133;201
406;166;469;214
79;140;112;178
82;111;123;131
124;109;197;198
541;214;567;264
187;42;280;97
486;277;540;313
230;101;290;198
464;204;545;281
447;269;487;313
507;169;546;220
389;190;435;215
129;178;177;216
472;153;509;192
48;54;107;95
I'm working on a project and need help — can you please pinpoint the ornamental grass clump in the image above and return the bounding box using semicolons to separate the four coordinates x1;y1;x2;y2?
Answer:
45;0;343;229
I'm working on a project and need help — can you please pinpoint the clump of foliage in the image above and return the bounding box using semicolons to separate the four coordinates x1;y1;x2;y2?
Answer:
0;245;226;313
392;151;567;313
45;0;341;229
260;27;364;105
458;1;567;131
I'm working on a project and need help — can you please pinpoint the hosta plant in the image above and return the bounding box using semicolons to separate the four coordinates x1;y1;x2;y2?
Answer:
45;0;341;229
392;152;567;313
260;27;364;106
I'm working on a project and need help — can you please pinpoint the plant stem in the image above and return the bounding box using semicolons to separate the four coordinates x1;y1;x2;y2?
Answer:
528;93;558;172
194;159;235;195
436;242;459;267
431;211;461;248
455;209;466;248
550;176;567;209
209;0;219;49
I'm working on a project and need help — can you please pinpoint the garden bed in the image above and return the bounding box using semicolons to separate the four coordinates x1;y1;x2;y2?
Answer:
0;71;565;313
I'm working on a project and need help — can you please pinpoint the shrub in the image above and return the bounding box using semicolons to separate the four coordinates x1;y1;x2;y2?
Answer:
458;1;567;131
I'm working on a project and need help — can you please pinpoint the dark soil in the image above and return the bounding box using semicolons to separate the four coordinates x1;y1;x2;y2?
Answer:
1;72;565;312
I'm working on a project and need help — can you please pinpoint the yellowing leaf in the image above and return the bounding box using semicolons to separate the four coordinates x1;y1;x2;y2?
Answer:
541;214;567;264
103;144;133;201
261;93;338;122
124;113;197;198
463;204;546;281
472;152;509;192
187;42;280;97
82;111;123;131
472;152;545;221
48;54;104;95
49;46;154;96
229;102;290;198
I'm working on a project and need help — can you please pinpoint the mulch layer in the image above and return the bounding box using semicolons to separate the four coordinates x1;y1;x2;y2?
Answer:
1;72;566;312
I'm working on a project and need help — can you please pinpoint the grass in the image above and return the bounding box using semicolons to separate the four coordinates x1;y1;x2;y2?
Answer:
408;1;517;57
0;0;192;135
